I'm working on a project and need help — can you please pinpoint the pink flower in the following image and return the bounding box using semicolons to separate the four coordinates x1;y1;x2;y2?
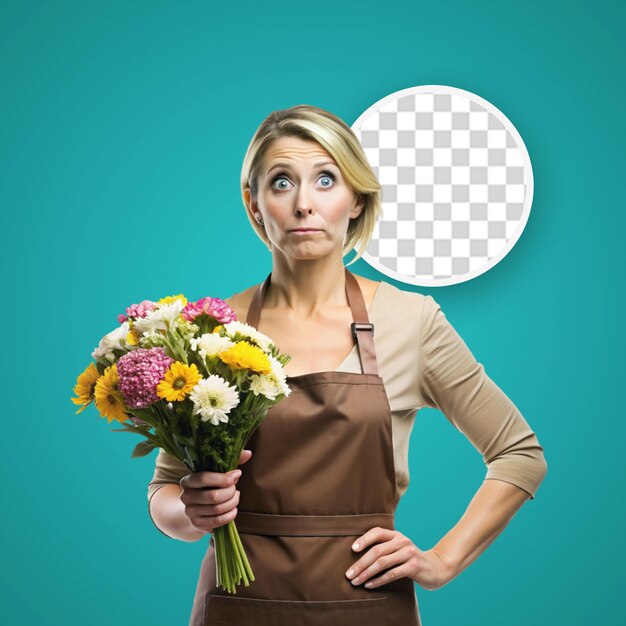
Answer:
182;297;237;324
116;347;174;409
125;300;155;320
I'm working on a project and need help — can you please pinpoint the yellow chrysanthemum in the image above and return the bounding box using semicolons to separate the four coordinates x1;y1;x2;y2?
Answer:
94;364;130;423
219;340;272;374
158;294;188;306
213;325;223;334
71;363;101;414
156;362;202;402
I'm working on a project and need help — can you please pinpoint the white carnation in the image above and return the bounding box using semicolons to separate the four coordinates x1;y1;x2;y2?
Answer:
249;353;291;400
190;333;234;359
133;299;185;338
92;321;131;364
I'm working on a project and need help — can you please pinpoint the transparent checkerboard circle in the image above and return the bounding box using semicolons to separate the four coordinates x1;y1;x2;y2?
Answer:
351;85;533;287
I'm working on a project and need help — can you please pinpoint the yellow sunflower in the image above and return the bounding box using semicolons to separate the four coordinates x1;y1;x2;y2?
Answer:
71;363;101;414
156;362;202;402
219;340;272;374
94;364;130;423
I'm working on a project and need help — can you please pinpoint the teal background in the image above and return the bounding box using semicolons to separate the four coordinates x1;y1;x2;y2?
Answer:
1;1;623;624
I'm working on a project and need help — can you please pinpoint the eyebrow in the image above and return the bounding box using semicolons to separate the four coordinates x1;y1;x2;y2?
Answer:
266;161;338;176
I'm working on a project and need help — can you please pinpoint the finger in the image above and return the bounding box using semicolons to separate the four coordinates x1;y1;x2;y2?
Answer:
349;545;412;587
181;483;237;506
238;449;253;465
362;561;413;589
351;526;394;553
191;504;239;531
182;470;237;489
188;488;241;517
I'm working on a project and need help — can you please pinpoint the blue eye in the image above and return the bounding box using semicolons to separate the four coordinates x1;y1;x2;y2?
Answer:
319;171;336;188
271;176;290;190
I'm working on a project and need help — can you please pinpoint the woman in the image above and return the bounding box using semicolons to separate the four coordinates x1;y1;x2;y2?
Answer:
148;105;548;625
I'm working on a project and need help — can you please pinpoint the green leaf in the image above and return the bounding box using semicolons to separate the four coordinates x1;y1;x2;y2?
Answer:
131;440;157;458
129;407;159;424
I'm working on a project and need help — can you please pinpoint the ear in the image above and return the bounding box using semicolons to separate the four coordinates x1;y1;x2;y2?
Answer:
351;193;366;219
243;188;258;219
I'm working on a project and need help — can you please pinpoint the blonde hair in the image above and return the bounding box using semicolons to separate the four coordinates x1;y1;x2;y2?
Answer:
240;104;382;267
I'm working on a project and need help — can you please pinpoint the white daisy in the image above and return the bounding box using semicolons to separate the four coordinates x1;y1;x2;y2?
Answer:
222;320;275;352
133;300;185;338
92;321;132;364
190;333;234;359
189;375;240;426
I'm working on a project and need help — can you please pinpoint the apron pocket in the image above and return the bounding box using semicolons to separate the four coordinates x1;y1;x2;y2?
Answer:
204;593;389;626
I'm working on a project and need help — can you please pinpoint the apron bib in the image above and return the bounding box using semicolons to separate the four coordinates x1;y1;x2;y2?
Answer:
189;268;421;625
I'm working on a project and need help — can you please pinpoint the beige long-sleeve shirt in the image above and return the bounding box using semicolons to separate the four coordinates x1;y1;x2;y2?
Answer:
147;281;547;529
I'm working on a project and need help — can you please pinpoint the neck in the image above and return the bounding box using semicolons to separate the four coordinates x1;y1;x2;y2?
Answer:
267;256;349;319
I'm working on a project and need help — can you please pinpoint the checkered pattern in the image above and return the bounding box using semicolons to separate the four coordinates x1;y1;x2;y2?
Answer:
352;86;533;286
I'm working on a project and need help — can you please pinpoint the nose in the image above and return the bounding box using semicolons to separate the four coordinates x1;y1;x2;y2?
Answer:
294;184;314;215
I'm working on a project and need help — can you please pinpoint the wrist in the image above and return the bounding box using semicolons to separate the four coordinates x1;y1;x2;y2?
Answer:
426;547;455;587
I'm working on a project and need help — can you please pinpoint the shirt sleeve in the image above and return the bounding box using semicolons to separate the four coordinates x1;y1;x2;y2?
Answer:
417;295;548;499
147;448;190;537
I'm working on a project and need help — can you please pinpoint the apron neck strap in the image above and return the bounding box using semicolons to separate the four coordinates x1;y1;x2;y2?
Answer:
246;268;379;376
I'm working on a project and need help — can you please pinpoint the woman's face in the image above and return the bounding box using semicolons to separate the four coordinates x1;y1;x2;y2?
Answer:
247;135;365;260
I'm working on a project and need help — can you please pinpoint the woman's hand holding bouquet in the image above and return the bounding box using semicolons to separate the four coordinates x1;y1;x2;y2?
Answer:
180;448;253;534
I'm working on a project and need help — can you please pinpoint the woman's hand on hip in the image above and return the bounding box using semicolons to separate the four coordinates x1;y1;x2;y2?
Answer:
345;527;450;591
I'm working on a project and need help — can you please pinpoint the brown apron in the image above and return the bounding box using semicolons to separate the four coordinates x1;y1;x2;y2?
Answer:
189;268;422;626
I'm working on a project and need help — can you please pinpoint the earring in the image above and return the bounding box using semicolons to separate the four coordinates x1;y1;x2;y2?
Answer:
256;214;264;226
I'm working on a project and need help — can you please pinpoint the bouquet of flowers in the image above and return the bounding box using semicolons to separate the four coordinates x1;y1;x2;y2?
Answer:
71;294;292;594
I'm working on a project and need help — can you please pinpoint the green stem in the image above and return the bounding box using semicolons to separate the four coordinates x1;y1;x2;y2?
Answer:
227;521;247;587
231;522;255;584
165;325;188;364
214;526;226;590
153;402;181;456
